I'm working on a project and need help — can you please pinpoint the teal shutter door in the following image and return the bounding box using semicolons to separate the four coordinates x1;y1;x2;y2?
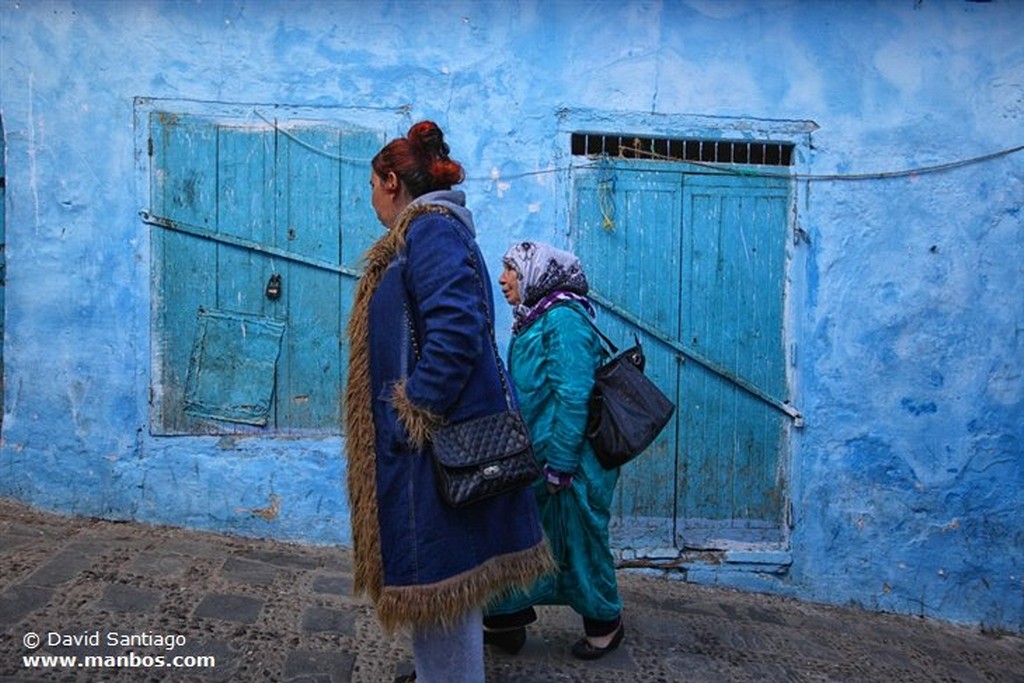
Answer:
150;115;219;434
273;126;342;430
573;165;684;548
680;173;790;546
572;162;792;549
149;112;382;435
0;117;5;422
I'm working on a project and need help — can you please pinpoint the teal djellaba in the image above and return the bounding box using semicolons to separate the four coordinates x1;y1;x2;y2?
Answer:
486;241;625;660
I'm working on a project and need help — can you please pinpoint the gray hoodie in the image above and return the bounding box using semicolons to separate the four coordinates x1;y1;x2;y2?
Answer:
409;189;476;236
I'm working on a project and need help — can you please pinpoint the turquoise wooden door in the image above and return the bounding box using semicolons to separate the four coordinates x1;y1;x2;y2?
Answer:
572;161;793;549
147;113;382;435
680;172;791;547
573;166;684;548
0;118;4;422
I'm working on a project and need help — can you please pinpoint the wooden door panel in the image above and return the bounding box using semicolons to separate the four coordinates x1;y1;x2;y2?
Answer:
573;166;683;548
150;114;219;433
275;127;343;430
216;126;275;317
679;175;789;544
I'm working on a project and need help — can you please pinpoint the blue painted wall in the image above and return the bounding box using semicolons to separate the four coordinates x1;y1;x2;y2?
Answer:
1;0;1021;632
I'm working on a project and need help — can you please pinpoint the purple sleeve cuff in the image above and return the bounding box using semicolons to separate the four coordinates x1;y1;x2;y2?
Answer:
544;465;574;490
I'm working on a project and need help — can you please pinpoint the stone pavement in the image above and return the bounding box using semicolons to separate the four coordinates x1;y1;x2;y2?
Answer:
0;499;1021;683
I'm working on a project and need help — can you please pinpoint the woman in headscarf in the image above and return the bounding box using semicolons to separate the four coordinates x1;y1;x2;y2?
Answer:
485;241;625;660
346;123;553;683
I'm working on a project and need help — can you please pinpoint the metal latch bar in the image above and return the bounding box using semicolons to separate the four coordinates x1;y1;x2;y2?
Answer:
589;290;803;426
140;210;364;280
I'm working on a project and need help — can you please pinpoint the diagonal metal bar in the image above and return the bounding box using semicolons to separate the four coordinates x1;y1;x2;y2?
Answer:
589;290;803;427
140;210;364;279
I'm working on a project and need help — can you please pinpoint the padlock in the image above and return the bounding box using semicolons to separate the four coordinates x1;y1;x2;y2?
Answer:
265;273;282;300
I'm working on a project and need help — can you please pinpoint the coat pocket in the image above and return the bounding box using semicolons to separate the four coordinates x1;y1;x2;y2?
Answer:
376;382;413;453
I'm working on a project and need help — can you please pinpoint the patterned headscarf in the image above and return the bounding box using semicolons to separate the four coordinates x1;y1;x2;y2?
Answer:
502;242;594;333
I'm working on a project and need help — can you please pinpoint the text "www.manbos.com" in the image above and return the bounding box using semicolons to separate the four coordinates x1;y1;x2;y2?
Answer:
23;652;216;670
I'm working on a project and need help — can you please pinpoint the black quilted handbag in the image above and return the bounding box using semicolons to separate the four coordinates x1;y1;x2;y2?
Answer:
582;319;675;470
431;410;540;508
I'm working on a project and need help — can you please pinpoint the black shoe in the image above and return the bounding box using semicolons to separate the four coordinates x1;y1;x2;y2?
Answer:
571;625;625;660
393;673;416;683
484;626;527;655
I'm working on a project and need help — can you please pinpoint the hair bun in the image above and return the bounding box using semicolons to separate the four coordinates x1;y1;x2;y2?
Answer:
372;120;464;196
407;121;450;160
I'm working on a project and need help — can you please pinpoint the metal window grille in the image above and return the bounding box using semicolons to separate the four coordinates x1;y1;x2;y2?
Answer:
571;132;794;167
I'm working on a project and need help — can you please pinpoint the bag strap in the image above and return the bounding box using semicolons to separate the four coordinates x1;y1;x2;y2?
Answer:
575;305;646;358
578;311;617;354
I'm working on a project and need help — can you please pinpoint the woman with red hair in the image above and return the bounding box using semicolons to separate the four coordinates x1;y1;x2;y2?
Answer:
345;121;553;683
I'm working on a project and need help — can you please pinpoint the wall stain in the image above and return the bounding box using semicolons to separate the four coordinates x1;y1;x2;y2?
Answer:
901;397;938;415
250;493;281;521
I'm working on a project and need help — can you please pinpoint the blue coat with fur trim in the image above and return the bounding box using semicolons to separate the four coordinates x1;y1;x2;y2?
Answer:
345;192;552;631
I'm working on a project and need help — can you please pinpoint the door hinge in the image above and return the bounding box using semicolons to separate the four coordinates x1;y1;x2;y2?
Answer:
147;137;154;157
